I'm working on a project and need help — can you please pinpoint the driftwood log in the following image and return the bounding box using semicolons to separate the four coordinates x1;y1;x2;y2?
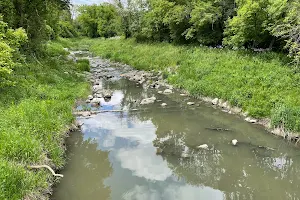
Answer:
28;165;64;178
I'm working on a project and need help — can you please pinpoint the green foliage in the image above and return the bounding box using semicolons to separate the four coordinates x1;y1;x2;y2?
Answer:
186;0;224;45
59;21;78;38
0;0;71;51
57;10;79;38
45;41;69;57
0;159;45;200
268;0;300;65
77;3;122;38
76;59;90;72
111;0;298;62
0;41;89;199
223;0;272;48
271;104;300;132
0;17;27;87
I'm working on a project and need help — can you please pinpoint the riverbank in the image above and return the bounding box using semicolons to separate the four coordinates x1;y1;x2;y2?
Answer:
52;47;300;200
0;41;89;199
61;38;300;136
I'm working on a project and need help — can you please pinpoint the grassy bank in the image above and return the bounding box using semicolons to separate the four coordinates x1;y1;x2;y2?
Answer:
0;41;89;199
66;37;300;132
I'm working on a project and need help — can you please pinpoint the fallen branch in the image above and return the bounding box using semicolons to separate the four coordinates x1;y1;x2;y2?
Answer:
258;146;275;151
205;127;231;131
28;165;64;178
74;109;139;116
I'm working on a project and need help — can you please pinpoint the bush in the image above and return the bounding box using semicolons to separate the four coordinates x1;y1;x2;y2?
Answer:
0;16;27;88
76;59;90;72
58;21;78;38
45;41;68;57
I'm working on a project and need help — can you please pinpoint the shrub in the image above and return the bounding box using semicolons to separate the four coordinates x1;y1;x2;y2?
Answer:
76;59;90;72
0;16;27;88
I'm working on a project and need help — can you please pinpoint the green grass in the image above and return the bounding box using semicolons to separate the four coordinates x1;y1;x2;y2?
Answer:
0;41;89;199
65;37;300;132
76;59;90;72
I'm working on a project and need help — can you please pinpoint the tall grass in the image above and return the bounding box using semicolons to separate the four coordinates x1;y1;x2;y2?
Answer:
0;41;89;199
72;38;300;132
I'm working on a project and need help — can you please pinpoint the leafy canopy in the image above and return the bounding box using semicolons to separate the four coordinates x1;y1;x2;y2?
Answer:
0;16;27;87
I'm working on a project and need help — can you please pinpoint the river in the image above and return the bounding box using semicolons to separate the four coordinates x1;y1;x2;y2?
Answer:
52;52;300;200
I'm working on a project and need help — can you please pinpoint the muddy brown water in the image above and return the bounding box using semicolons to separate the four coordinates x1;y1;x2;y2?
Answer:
52;55;300;200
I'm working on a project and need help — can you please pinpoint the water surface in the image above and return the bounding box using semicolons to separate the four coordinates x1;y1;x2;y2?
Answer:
52;58;300;200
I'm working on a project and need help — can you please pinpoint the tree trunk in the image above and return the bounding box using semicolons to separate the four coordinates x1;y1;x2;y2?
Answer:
269;37;275;49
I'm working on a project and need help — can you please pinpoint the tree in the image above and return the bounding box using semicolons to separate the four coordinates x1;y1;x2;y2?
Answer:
223;0;273;48
0;16;27;87
140;0;174;41
268;0;300;65
0;0;70;51
185;0;223;45
77;3;121;38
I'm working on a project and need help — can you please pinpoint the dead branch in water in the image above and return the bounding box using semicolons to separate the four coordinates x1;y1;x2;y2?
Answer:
74;109;139;116
28;165;64;178
205;127;231;131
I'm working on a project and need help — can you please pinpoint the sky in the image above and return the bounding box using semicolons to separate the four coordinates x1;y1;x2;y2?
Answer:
71;0;109;5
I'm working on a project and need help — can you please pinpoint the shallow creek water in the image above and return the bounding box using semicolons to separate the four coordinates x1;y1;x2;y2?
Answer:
52;53;300;200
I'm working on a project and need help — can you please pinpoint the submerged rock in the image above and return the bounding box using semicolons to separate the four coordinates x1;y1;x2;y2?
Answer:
197;144;209;150
245;117;257;123
140;97;156;105
212;98;219;105
94;93;103;98
75;111;91;117
231;107;242;114
94;79;101;85
221;101;230;109
181;146;191;158
161;103;167;107
232;139;238;146
103;90;113;98
93;85;103;93
163;89;173;94
91;98;101;105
